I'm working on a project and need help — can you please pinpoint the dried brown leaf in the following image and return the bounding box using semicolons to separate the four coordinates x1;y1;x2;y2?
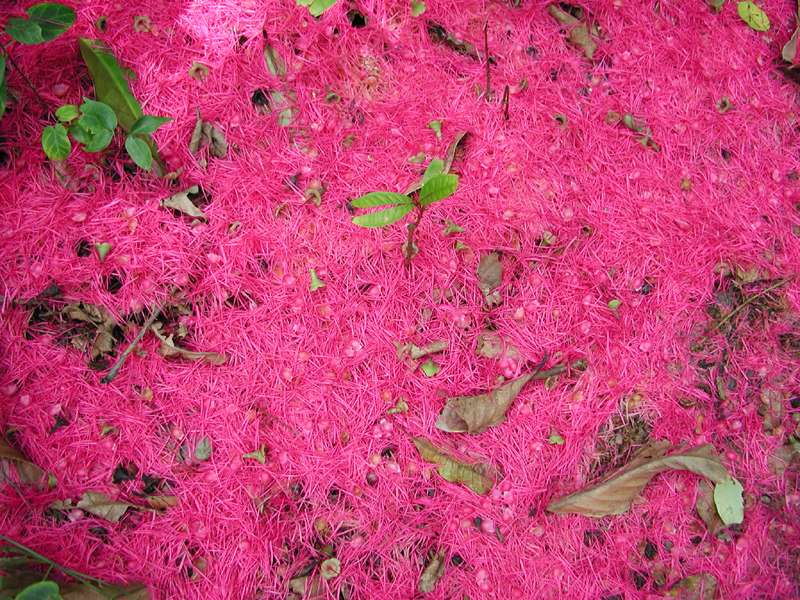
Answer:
188;108;204;154
442;130;468;175
397;340;448;360
477;253;502;307
151;322;227;365
546;4;598;59
665;573;716;600
413;437;499;494
0;435;45;484
475;333;520;360
547;443;732;517
145;495;179;509
783;27;798;64
696;479;726;537
52;491;134;523
160;186;208;220
418;550;446;594
435;374;532;434
209;126;228;158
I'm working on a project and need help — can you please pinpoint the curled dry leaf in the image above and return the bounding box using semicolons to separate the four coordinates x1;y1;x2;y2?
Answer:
547;442;733;517
696;479;726;537
413;437;500;494
52;491;135;523
442;130;468;175
188;108;228;158
151;322;227;365
397;340;448;360
160;186;207;220
63;302;118;360
0;435;45;484
435;374;532;434
418;550;446;594
546;4;598;59
477;253;502;307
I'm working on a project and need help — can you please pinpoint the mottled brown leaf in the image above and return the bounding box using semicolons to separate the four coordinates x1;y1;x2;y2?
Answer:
418;550;446;594
477;253;502;307
209;126;228;158
665;573;716;600
188;108;203;154
0;435;45;484
151;322;227;365
435;374;532;434
475;333;521;360
547;443;732;517
413;437;499;494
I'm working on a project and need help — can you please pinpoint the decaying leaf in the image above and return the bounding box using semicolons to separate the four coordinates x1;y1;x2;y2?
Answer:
442;130;469;174
145;495;179;509
62;302;118;360
397;340;448;360
783;27;798;65
418;550;446;594
413;437;500;494
52;491;135;523
435;375;532;434
61;582;150;600
427;22;479;60
546;4;598;59
665;573;717;600
188;108;228;159
696;479;726;537
714;478;744;525
0;435;45;484
160;186;208;220
151;322;227;365
547;442;733;517
475;333;521;360
477;253;502;307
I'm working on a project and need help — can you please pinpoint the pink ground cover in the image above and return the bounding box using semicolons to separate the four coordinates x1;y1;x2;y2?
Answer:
1;0;799;598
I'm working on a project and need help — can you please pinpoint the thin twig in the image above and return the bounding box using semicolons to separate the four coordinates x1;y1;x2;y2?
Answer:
483;21;491;101
502;84;510;119
0;49;48;111
404;205;424;270
100;304;162;384
531;359;587;380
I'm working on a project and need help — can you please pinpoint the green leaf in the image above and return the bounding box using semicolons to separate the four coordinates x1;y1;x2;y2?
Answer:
420;359;440;377
55;104;79;122
422;158;444;185
242;445;266;464
69;121;93;144
27;3;77;41
15;580;61;600
428;119;441;139
737;1;770;31
82;129;113;152
0;63;6;120
41;124;71;160
263;41;285;76
5;18;44;45
79;98;117;133
408;151;426;163
0;55;6;84
125;135;152;171
310;268;326;291
442;219;465;235
320;557;341;580
308;0;338;16
547;434;565;445
413;437;499;494
352;204;414;228
130;115;172;135
94;242;111;262
714;478;744;525
194;437;212;461
351;191;412;208
607;299;622;315
296;0;314;6
419;173;458;207
411;0;426;17
387;399;408;414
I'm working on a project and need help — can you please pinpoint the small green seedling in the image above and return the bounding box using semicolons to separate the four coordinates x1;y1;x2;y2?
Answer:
296;0;338;17
43;97;171;171
351;158;459;268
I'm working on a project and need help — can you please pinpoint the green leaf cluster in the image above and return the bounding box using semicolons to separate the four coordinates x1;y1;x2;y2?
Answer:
296;0;338;17
42;97;171;170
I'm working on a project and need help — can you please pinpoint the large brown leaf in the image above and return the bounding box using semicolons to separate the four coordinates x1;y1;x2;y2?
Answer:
0;435;45;484
413;437;499;494
435;375;532;434
52;491;135;523
477;253;502;307
696;479;726;537
547;443;732;517
418;550;446;594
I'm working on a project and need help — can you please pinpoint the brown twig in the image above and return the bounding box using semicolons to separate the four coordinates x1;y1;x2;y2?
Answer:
502;85;510;119
100;304;162;384
404;204;424;270
0;49;49;111
483;22;491;101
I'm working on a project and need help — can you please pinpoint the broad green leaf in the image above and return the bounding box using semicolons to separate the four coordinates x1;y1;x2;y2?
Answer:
78;38;143;133
428;119;441;139
125;135;152;171
413;437;499;494
737;1;770;31
308;0;338;16
83;129;113;152
351;191;412;208
27;3;77;41
352;203;414;227
419;173;458;207
94;243;110;261
130;115;172;135
714;478;744;525
15;580;61;600
309;268;325;291
5;18;44;45
411;0;426;17
194;437;212;461
79;98;117;133
69;121;93;144
422;158;444;185
41;124;71;160
55;104;79;122
296;0;314;6
0;56;6;84
0;65;6;120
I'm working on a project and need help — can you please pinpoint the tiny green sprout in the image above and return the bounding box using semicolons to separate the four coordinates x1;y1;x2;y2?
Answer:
411;0;426;17
420;359;440;377
454;240;471;252
242;445;267;464
387;399;409;414
309;268;326;291
541;231;556;246
442;219;465;235
607;299;622;315
320;557;341;580
188;62;209;80
408;151;426;163
351;157;459;268
547;433;565;445
428;120;442;139
94;242;111;262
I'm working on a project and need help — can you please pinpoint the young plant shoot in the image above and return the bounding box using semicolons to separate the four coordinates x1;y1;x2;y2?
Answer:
351;158;459;268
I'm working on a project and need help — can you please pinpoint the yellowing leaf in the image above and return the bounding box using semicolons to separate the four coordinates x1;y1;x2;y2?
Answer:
737;1;770;31
413;437;499;494
546;4;598;59
435;374;532;434
665;573;717;600
547;443;732;517
714;478;744;525
397;340;448;360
